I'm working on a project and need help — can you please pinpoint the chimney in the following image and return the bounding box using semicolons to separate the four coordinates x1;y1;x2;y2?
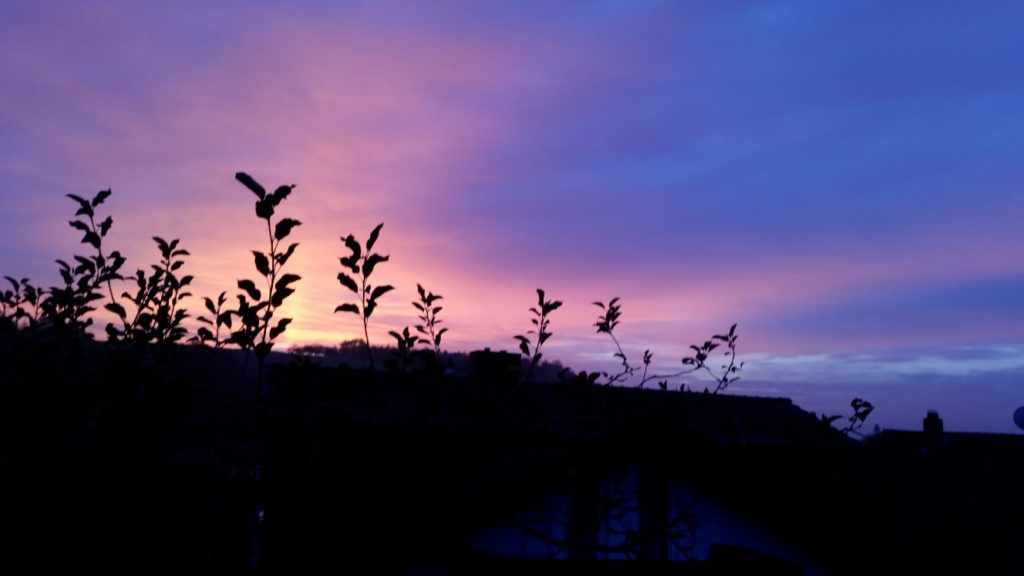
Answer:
923;410;943;442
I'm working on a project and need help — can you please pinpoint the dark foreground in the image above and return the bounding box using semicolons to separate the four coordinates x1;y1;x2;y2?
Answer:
2;341;1023;575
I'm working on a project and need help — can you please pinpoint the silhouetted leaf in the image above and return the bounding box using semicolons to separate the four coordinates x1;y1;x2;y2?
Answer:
255;341;273;359
339;255;359;273
65;222;88;238
236;172;266;199
269;318;292;339
237;279;261;301
335;303;360;315
67;194;90;208
370;284;393;301
365;300;377;318
153;236;169;256
73;255;95;273
364;253;389;277
252;251;271;276
514;335;531;356
367;222;383;251
271;184;294;205
104;302;127;319
255;198;274;219
92;189;112;207
274;218;301;240
340;235;361;261
83;231;101;249
275;274;300;292
337;272;358;293
277;242;300;265
272;287;294;307
218;312;233;329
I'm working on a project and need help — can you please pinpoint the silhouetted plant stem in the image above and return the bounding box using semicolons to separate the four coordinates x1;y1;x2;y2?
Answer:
595;298;661;386
388;326;419;374
44;190;126;337
194;291;229;348
515;288;562;383
413;284;447;358
826;397;875;436
84;210;118;307
336;223;392;372
261;218;276;347
228;172;302;385
709;344;737;394
591;300;743;392
361;271;372;369
105;237;192;348
0;277;42;329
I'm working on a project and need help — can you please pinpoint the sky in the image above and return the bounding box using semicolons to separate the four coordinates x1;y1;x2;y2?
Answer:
2;0;1023;432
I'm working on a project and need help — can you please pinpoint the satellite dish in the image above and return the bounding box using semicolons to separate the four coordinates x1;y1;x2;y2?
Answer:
1014;406;1024;431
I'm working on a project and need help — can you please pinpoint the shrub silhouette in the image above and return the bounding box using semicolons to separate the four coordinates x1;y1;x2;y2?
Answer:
336;222;393;370
515;288;562;383
193;291;230;348
593;297;650;386
822;397;875;436
0;182;754;396
0;176;791;409
387;326;419;374
227;172;302;377
590;298;744;392
414;283;447;358
1;277;44;330
104;236;193;347
682;323;743;394
40;190;127;337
